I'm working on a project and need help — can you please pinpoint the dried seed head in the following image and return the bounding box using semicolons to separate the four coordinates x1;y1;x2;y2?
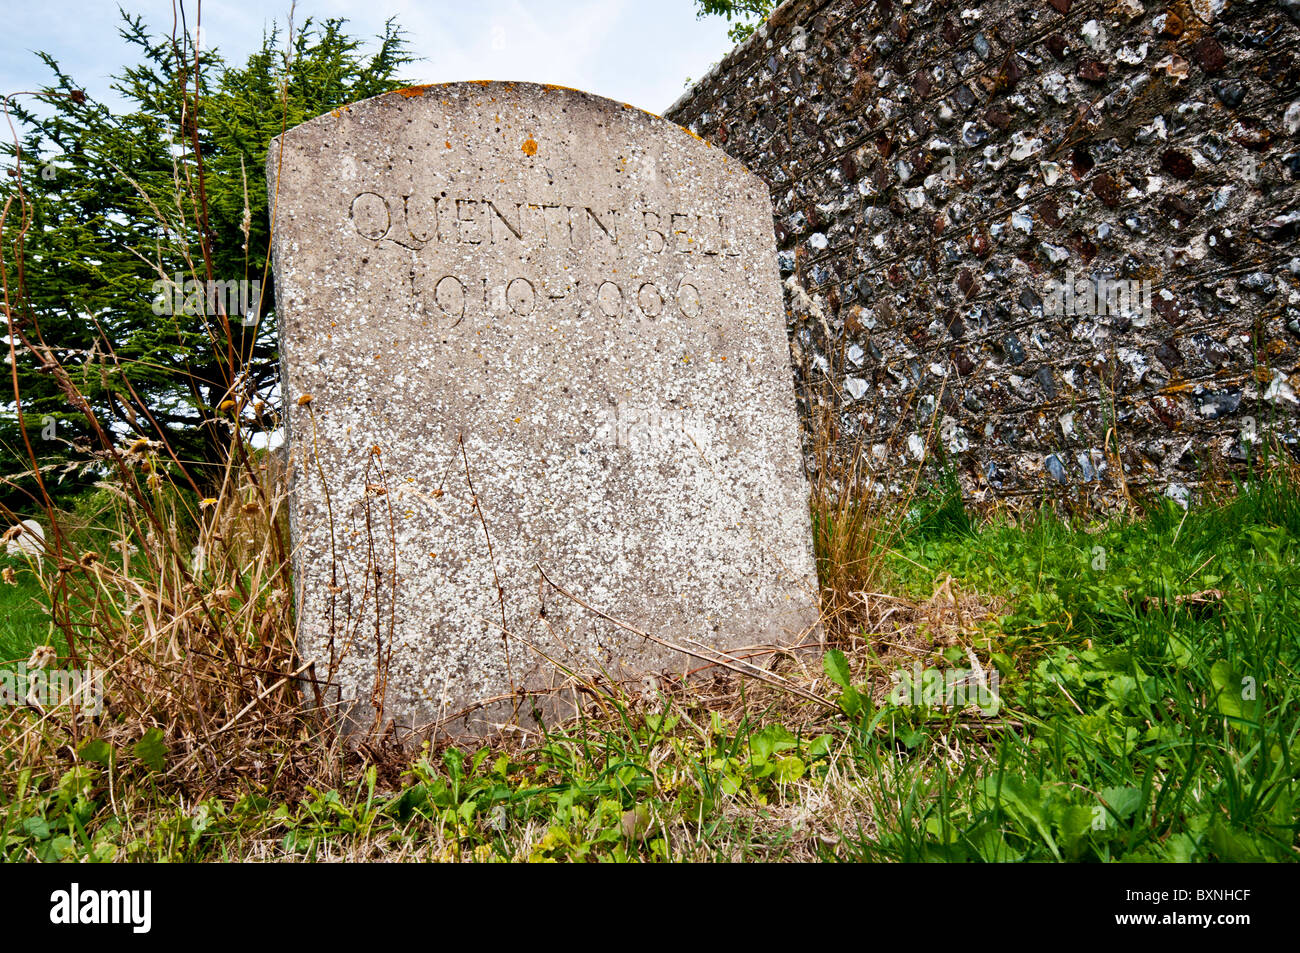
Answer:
27;645;56;669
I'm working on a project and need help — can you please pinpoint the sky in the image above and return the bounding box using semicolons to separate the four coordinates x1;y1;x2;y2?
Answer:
0;0;739;117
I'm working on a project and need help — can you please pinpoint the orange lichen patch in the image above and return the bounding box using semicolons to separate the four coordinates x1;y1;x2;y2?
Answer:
678;125;710;145
615;100;662;120
469;80;493;87
446;141;452;149
521;138;539;156
393;85;433;98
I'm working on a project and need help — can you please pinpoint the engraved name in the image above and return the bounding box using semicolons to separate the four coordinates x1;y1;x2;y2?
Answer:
349;192;744;256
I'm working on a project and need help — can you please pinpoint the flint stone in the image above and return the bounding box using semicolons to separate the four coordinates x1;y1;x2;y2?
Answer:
267;82;820;738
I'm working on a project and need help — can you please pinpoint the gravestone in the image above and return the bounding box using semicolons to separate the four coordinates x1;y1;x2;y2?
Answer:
267;82;818;738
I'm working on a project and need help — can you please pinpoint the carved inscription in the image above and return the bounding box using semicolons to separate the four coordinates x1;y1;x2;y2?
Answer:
349;192;745;257
352;192;719;325
416;273;703;323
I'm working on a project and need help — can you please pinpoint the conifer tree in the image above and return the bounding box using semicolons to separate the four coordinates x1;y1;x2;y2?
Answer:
1;11;413;504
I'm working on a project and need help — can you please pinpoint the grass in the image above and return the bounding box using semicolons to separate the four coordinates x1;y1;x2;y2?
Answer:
2;465;1295;862
0;566;47;665
846;472;1300;862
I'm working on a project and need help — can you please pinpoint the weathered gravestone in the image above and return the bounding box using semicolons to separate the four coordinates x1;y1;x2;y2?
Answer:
267;82;818;738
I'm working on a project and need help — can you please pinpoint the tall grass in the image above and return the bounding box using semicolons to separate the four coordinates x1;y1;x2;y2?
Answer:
0;12;352;809
802;339;932;642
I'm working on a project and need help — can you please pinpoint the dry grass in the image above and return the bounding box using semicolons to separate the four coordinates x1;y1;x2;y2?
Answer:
0;432;342;791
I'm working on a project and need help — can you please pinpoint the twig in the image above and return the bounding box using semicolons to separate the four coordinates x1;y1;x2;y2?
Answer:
460;434;517;715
